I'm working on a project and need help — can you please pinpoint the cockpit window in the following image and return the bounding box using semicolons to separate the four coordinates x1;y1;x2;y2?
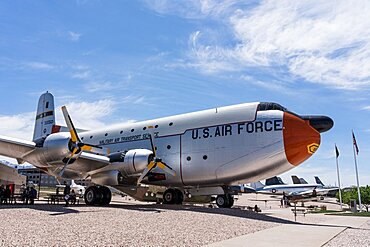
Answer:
257;102;287;112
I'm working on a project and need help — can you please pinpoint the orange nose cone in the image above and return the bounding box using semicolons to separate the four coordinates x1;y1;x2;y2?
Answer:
283;112;321;166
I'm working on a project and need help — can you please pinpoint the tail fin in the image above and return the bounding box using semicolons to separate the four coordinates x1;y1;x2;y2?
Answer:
315;176;324;186
265;176;285;186
299;178;308;184
250;181;265;190
71;180;77;186
291;175;301;184
33;92;55;144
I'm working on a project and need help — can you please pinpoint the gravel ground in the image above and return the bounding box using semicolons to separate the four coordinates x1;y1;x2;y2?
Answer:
324;219;370;247
0;198;286;247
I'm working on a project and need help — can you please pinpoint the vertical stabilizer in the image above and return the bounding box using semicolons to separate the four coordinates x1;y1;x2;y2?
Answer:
250;181;265;190
265;176;285;186
314;176;325;186
291;175;301;184
33;92;55;144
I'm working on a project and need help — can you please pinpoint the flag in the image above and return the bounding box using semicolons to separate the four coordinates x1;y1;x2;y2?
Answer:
352;131;359;155
335;145;340;158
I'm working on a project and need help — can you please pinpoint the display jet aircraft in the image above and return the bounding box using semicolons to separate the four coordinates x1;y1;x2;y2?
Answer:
0;92;333;208
250;176;320;195
292;175;339;197
252;175;338;200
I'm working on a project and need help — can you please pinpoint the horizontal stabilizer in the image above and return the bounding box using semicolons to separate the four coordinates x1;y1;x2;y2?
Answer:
51;125;88;134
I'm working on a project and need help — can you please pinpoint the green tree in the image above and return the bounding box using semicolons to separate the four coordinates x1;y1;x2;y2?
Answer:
337;186;370;211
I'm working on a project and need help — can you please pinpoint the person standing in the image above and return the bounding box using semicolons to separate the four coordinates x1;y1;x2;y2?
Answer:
63;181;71;207
0;185;4;204
4;185;11;204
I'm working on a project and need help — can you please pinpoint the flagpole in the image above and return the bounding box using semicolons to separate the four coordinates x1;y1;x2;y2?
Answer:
352;131;362;212
335;144;343;211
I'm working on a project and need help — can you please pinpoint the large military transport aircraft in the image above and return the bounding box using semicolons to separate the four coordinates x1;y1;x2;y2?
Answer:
0;92;333;207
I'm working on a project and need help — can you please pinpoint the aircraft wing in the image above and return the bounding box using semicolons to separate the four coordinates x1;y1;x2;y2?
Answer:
0;135;36;161
63;152;111;175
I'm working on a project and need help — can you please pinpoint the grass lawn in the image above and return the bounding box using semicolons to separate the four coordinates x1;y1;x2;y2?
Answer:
309;210;340;214
327;211;370;217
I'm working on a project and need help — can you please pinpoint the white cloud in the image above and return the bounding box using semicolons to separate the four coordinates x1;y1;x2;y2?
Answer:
68;31;81;42
144;0;246;19
0;113;35;140
25;62;55;70
149;0;370;90
0;99;118;141
57;99;116;130
72;70;91;79
84;81;115;92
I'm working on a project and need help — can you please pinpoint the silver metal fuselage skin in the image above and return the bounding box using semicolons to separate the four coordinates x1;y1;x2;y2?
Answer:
25;102;294;188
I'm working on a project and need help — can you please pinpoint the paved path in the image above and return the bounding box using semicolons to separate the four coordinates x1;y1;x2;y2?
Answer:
205;216;368;247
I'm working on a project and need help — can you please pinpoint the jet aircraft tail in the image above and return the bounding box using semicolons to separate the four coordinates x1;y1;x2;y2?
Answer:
32;92;55;144
291;175;301;184
265;176;285;186
250;181;265;190
315;176;324;186
71;180;77;187
299;178;308;184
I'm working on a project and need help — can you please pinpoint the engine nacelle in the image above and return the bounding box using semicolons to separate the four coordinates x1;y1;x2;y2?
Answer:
109;149;153;176
42;132;73;162
91;170;122;185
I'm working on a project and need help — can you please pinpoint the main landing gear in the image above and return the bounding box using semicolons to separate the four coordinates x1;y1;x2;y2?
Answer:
216;194;234;208
84;185;112;206
162;188;184;204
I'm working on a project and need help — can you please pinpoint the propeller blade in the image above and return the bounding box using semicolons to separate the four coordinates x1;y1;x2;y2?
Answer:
81;144;110;156
59;147;78;177
147;126;156;156
156;161;176;177
61;106;80;143
137;161;157;184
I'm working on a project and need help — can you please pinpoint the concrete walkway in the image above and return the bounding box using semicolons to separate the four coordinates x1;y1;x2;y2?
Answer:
205;216;368;247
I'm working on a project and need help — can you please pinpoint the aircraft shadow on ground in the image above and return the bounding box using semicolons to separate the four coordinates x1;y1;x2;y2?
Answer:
0;203;98;216
1;202;369;230
98;203;296;225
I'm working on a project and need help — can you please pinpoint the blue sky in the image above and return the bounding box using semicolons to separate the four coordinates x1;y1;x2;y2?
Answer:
0;0;369;187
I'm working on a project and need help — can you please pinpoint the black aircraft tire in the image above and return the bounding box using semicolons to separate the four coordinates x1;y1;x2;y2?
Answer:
227;194;234;208
84;186;99;206
99;186;112;206
174;189;184;204
216;195;228;208
163;189;178;204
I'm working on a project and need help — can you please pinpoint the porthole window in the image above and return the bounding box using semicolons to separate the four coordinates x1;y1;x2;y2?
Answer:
120;131;123;134
187;156;191;161
203;155;208;160
81;137;84;140
155;147;157;151
155;125;158;128
105;133;108;136
131;129;134;132
90;136;93;139
167;145;171;149
169;122;173;126
143;127;147;130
